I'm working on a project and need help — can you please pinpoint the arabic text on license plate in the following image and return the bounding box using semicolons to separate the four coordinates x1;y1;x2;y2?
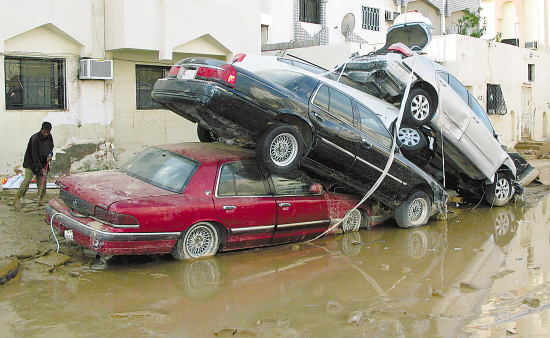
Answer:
64;229;74;240
181;69;197;79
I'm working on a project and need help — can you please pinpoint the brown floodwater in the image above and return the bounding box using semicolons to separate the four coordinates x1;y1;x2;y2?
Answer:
2;195;550;337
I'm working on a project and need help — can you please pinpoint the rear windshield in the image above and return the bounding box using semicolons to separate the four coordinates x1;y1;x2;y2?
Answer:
255;70;319;100
119;147;199;193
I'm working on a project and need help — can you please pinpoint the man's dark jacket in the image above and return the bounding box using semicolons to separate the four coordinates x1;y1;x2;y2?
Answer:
23;131;54;175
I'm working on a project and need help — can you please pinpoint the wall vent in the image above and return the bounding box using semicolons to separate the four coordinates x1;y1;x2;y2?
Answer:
525;41;538;50
79;59;113;80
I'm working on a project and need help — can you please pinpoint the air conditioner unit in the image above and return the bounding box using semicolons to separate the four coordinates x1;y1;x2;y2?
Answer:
385;11;400;21
79;59;113;80
525;41;538;50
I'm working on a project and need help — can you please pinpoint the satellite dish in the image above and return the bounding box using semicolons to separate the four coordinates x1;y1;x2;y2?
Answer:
341;13;355;41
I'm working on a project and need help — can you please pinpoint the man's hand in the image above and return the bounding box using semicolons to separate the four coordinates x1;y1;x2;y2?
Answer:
47;155;52;161
42;168;47;175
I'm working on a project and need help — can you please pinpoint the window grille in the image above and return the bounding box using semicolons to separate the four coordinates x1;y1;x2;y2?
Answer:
136;65;170;109
4;56;66;110
362;6;380;31
487;84;507;115
299;0;320;24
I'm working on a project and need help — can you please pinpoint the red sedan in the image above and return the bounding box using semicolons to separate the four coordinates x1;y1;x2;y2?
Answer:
45;143;383;259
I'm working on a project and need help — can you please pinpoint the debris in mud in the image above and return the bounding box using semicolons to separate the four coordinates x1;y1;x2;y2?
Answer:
34;251;70;270
110;310;168;320
431;289;447;298
401;267;411;273
522;297;540;308
345;310;366;326
0;256;21;285
491;269;515;280
381;264;389;270
212;318;298;337
459;282;482;291
325;301;343;313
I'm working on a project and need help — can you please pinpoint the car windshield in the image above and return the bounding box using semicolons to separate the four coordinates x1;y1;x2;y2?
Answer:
119;147;199;193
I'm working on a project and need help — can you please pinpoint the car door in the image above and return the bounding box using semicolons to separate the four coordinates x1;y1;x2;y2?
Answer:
350;102;404;200
307;84;360;176
213;161;277;249
268;170;328;244
432;72;472;141
459;92;504;178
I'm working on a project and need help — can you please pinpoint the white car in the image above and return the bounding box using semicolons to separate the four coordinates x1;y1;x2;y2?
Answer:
339;20;518;206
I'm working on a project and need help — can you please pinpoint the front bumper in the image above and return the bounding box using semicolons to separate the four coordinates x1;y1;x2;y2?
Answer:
45;199;181;256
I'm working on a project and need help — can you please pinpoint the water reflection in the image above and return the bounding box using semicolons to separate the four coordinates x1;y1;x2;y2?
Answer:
3;200;550;337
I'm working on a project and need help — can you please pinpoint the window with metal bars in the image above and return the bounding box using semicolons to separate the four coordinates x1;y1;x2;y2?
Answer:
362;6;380;31
487;84;507;115
299;0;320;24
136;65;170;109
4;56;66;110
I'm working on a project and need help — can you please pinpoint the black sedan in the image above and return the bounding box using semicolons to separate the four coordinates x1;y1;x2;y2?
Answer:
152;57;447;228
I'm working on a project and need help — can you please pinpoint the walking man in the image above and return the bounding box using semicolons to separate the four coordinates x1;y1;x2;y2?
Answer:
14;122;54;210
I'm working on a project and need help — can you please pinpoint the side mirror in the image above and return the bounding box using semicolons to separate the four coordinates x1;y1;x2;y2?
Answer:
309;183;323;194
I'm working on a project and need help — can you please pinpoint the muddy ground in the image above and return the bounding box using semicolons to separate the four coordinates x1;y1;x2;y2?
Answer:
2;162;550;337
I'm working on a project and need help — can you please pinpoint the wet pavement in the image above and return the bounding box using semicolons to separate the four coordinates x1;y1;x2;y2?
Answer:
1;192;550;337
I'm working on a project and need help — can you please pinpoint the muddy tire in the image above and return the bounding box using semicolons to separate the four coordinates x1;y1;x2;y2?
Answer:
197;125;220;143
172;222;220;260
403;88;435;127
395;191;431;229
342;209;362;232
484;172;513;207
256;123;304;174
397;125;427;155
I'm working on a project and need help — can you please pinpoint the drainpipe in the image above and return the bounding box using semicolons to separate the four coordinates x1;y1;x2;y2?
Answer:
441;0;445;35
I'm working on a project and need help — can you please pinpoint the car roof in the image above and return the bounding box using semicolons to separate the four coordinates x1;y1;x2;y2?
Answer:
156;142;255;164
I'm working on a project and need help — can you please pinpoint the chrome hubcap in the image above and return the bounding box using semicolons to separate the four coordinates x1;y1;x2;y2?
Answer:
398;127;420;146
186;225;214;258
409;198;428;225
411;95;430;121
494;178;510;201
270;133;298;166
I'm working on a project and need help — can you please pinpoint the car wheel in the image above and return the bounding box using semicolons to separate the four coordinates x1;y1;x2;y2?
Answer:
403;88;435;127
172;222;220;260
484;172;513;207
395;191;432;229
397;125;427;154
341;209;362;232
197;125;219;143
256;123;304;174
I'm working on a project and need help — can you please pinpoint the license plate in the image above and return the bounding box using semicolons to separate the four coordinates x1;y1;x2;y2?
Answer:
64;230;74;240
181;68;197;79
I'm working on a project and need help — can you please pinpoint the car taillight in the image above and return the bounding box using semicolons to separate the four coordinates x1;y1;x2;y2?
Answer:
95;207;139;228
231;54;246;63
196;64;237;88
168;65;181;77
388;42;414;57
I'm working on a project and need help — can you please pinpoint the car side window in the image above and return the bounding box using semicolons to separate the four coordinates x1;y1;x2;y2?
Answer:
442;72;469;105
357;103;393;148
312;85;354;125
313;85;330;111
217;161;268;197
271;170;316;195
329;88;354;125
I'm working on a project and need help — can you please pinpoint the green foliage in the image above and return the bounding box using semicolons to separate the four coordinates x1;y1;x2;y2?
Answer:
455;8;487;38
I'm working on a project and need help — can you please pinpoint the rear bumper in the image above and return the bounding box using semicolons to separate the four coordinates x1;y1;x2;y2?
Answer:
45;200;181;256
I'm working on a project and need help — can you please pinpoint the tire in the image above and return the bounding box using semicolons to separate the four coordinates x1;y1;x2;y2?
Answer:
341;209;362;232
395;191;432;229
172;222;220;260
403;88;435;127
256;123;304;174
484;172;513;207
397;125;427;154
197;125;219;143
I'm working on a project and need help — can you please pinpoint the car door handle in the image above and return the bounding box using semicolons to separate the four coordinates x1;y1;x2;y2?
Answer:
362;139;372;149
223;205;236;210
279;203;291;207
313;112;324;122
